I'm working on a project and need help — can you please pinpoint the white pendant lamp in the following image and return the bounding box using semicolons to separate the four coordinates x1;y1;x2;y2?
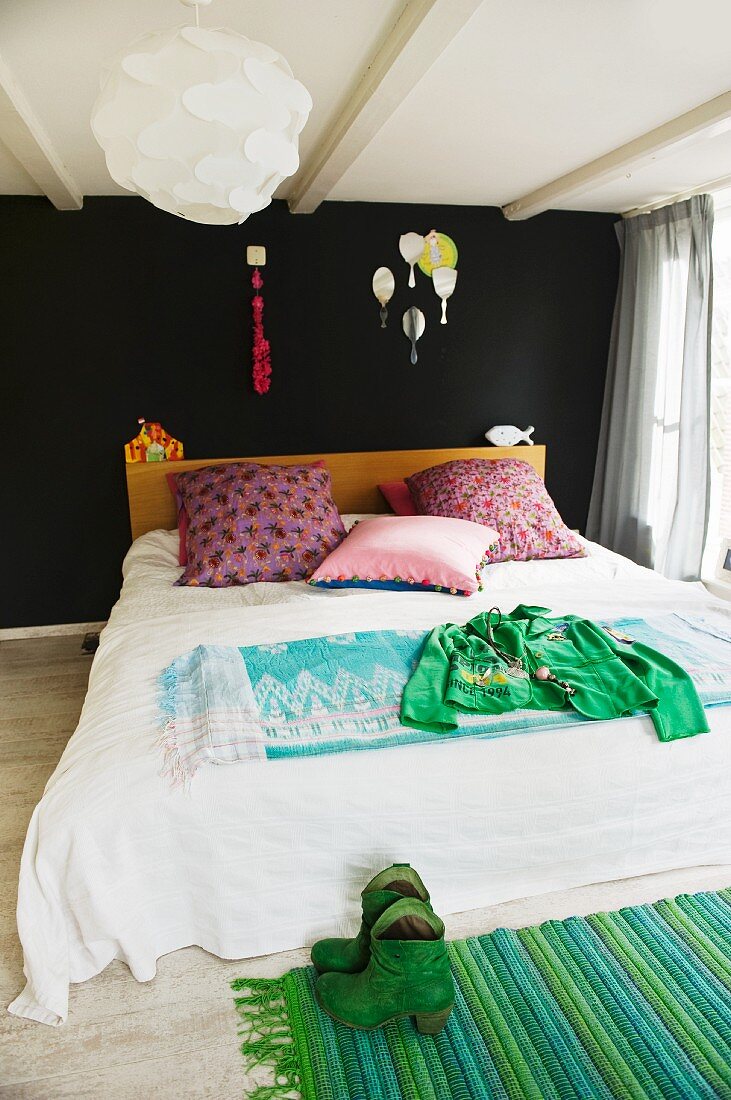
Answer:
90;0;312;225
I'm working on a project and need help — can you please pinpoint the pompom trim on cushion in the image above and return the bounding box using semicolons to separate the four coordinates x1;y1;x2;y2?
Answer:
309;542;499;596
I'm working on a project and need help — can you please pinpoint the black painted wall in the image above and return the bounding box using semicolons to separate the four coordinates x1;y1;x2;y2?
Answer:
0;196;618;628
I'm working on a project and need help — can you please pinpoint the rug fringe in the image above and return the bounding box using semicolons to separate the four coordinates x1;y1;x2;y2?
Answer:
231;977;301;1100
157;664;193;792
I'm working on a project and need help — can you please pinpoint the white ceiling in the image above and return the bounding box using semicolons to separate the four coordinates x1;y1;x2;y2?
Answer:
0;0;406;196
3;0;731;214
330;0;731;211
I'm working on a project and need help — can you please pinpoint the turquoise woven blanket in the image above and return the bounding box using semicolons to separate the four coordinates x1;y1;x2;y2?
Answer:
158;613;731;784
232;887;731;1099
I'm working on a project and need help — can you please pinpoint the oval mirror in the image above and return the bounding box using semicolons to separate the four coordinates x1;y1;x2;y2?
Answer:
372;267;395;327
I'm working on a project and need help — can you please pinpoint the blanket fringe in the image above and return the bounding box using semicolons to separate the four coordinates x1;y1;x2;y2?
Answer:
231;977;301;1100
157;664;193;792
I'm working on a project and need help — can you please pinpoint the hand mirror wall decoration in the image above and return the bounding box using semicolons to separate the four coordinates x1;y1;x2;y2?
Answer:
432;266;458;324
402;306;425;364
372;267;395;328
399;232;425;288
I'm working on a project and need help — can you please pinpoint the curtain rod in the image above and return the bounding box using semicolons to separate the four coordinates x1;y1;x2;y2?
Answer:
622;171;731;218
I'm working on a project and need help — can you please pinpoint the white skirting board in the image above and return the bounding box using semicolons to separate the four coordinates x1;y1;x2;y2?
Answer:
0;621;107;640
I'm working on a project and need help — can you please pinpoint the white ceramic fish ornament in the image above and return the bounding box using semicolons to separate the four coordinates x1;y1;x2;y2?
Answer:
484;425;535;446
399;232;425;288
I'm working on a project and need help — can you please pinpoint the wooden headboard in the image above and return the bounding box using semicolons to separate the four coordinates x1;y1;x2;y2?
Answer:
126;445;546;541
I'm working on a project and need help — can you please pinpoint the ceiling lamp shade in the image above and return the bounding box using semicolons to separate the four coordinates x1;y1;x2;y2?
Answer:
91;12;311;225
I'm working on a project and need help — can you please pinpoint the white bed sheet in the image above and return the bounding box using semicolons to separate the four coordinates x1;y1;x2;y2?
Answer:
10;523;731;1025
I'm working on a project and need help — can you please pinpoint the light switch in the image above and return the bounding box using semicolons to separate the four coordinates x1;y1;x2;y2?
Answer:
247;245;266;266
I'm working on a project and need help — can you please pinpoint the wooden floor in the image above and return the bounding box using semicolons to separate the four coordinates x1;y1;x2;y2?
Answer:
2;634;730;1098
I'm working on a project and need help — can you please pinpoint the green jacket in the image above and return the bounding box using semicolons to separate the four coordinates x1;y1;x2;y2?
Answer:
400;605;708;743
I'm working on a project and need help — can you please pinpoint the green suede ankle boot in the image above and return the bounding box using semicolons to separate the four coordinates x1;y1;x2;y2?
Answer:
311;864;430;975
315;897;454;1035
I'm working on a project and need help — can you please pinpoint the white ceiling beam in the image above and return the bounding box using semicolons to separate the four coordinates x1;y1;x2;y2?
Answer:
288;0;483;214
502;89;731;221
0;53;82;210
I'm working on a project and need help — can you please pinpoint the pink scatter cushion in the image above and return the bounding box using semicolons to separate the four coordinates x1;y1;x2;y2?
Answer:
406;458;584;562
308;515;499;596
378;480;417;516
173;460;344;586
166;471;188;566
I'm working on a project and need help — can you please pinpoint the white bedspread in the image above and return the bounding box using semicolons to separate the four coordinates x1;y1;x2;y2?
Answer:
10;524;731;1025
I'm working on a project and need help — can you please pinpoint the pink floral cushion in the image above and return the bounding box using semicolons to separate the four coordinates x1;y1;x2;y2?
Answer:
309;515;499;596
378;480;417;516
406;458;584;563
173;462;346;586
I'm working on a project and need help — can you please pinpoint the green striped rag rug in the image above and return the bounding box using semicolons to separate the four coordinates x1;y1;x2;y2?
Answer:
231;888;731;1099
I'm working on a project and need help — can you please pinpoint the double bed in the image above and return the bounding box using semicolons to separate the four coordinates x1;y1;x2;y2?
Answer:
10;447;731;1026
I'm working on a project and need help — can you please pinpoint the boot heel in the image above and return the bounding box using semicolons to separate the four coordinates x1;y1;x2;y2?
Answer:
415;1005;453;1035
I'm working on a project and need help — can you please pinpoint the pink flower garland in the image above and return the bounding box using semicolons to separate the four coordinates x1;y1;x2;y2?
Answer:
251;267;272;395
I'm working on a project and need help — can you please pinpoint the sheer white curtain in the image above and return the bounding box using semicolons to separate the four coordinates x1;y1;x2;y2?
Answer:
587;195;714;580
702;204;731;576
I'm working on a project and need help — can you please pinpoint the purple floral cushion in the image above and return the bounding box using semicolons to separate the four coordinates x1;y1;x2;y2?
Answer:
406;458;584;563
173;462;346;586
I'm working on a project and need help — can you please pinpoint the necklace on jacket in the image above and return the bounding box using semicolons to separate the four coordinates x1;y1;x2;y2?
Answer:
482;606;576;695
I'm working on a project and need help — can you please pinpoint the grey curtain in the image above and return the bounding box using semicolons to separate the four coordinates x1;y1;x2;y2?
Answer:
586;194;714;580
